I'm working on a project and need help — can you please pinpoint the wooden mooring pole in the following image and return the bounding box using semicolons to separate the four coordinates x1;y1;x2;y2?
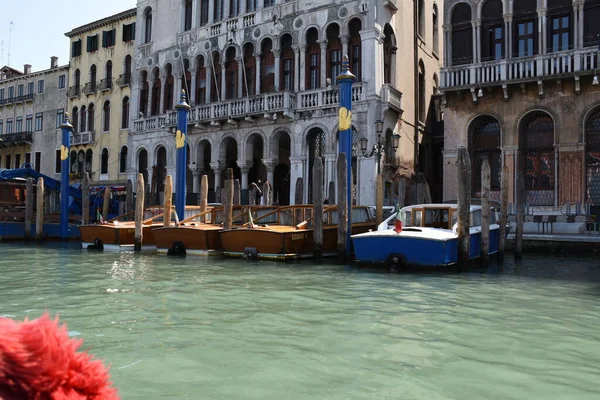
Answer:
498;165;509;263
376;174;384;227
336;154;348;264
134;173;145;252
457;148;471;271
313;157;324;263
163;175;173;227
102;186;111;222
82;173;90;225
223;169;234;230
199;175;208;222
515;171;525;261
36;178;45;240
480;157;491;267
24;178;34;239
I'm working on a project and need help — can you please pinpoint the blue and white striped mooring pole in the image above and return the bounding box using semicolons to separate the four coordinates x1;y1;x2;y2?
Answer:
175;90;191;221
337;55;356;257
59;114;73;239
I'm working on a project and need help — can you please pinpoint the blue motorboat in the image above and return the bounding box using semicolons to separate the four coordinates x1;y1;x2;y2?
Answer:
351;203;500;269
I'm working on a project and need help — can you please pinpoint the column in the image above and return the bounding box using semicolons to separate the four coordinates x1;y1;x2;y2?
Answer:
264;160;275;185
289;156;305;205
255;53;262;95
223;0;230;20
175;77;183;103
299;45;306;91
220;62;227;101
148;78;156;116
159;75;166;115
341;34;349;62
273;50;281;91
505;14;513;59
210;161;221;199
292;45;300;91
320;40;327;88
578;3;584;49
190;165;200;193
208;0;214;24
240;166;249;190
240;0;246;15
475;20;481;63
205;65;212;103
237;57;244;98
192;0;199;29
539;10;547;55
190;69;197;105
444;26;451;66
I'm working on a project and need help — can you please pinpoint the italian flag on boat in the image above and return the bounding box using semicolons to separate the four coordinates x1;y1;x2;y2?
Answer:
394;203;402;233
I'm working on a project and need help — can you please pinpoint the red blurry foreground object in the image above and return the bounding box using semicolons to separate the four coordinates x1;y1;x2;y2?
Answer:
394;218;403;233
0;313;119;399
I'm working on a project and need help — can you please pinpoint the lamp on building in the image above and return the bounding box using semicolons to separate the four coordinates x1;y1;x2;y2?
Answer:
477;84;483;98
359;119;400;174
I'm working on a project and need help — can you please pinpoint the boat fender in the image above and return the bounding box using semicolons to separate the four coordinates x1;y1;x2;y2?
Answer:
243;247;258;261
386;253;407;273
88;238;104;251
167;241;187;256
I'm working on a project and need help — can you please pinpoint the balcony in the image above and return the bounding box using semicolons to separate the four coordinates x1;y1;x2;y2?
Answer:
117;74;131;87
0;94;34;107
99;78;113;92
68;86;80;98
83;82;97;95
133;83;367;133
441;47;599;92
0;131;33;148
70;131;95;146
381;84;403;114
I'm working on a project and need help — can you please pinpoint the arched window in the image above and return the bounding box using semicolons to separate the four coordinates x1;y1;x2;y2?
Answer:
349;19;362;81
74;69;81;87
183;59;192;100
280;34;294;91
164;64;174;112
85;149;93;173
184;0;193;31
418;0;425;38
101;148;109;175
225;47;238;99
120;146;128;173
139;71;149;114
481;0;504;61
513;0;537;57
585;109;600;205
305;28;320;89
90;65;97;89
88;103;95;131
122;96;130;129
77;151;85;175
547;0;573;53
260;38;274;93
383;24;397;85
418;61;426;123
200;0;209;25
519;112;555;206
80;105;87;133
195;56;206;103
243;44;255;96
326;24;342;85
72;107;79;134
151;68;161;116
104;60;113;90
124;55;132;80
469;116;501;198
229;0;240;17
103;100;111;132
144;8;153;44
451;4;473;65
433;4;439;54
70;150;77;173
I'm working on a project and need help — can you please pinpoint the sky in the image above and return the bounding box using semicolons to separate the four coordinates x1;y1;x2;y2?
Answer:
0;0;136;72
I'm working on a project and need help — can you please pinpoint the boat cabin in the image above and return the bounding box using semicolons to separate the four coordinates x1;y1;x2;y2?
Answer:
384;204;499;231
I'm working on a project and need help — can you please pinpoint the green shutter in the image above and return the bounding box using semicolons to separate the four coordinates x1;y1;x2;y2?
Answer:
132;23;136;40
87;36;91;52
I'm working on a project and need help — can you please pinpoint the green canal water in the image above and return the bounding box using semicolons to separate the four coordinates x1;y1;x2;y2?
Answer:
1;243;599;400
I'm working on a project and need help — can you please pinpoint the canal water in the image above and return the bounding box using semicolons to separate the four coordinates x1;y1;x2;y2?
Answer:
1;243;599;400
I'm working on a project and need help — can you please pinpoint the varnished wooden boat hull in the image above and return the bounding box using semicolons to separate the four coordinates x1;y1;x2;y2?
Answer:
152;224;223;256
80;224;159;251
220;224;375;260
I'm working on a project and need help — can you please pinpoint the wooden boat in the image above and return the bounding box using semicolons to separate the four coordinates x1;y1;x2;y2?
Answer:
80;206;202;251
152;205;279;256
351;203;501;269
220;205;377;261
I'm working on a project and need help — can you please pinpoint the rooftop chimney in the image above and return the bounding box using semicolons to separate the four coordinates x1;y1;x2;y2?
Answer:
51;56;58;69
24;64;32;75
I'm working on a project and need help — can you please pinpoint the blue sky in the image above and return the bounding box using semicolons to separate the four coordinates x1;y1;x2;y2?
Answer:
0;0;136;72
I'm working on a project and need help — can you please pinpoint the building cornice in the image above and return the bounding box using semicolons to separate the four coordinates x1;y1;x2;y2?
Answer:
64;8;137;38
0;65;69;86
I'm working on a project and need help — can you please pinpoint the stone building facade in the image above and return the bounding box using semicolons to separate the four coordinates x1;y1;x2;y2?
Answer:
0;59;69;179
128;0;443;205
440;0;600;209
65;9;137;186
